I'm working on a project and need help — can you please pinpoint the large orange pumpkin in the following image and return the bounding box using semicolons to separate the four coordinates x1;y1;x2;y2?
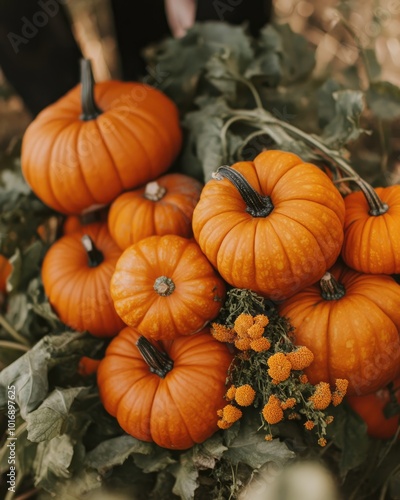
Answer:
341;182;400;274
347;379;400;439
21;60;182;214
279;263;400;396
97;326;233;449
192;150;345;301
108;173;202;250
42;222;124;337
110;235;225;340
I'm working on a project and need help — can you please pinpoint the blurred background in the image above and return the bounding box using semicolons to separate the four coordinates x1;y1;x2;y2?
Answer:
1;0;400;148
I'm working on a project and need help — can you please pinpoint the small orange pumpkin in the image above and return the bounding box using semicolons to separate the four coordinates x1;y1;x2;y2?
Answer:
21;60;182;214
192;150;345;301
342;181;400;274
42;222;124;337
63;208;108;236
347;379;400;439
78;356;101;376
0;255;11;294
108;173;203;250
97;326;233;449
279;263;400;396
110;235;225;340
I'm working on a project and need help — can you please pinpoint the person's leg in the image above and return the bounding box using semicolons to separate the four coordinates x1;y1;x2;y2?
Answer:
0;0;82;116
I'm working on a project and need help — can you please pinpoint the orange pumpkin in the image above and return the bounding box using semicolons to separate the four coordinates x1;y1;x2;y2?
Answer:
342;182;400;274
279;263;400;396
78;356;101;376
63;208;108;235
42;222;124;337
0;255;11;293
347;379;400;439
192;150;345;301
110;235;225;340
108;173;203;250
97;326;233;449
21;60;182;214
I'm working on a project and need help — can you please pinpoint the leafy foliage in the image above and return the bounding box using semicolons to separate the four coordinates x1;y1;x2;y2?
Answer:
1;16;400;500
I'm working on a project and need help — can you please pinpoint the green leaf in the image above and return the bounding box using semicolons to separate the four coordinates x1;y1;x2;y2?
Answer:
133;449;176;473
327;404;370;476
85;435;154;475
367;81;400;120
245;25;282;86
182;97;231;181
52;470;101;499
0;332;99;418
192;433;227;470
205;53;240;101
34;434;75;485
274;24;315;84
317;79;342;129
26;386;91;442
170;451;199;500
321;90;365;148
223;416;295;470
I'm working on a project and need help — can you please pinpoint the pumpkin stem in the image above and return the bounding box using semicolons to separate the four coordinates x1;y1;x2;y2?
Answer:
144;181;167;201
81;235;104;267
80;59;102;121
136;336;173;378
320;272;346;300
212;166;274;217
357;179;389;216
154;276;175;296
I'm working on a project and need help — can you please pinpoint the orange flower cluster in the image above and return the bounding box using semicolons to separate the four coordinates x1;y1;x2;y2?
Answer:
267;352;292;383
281;398;297;410
211;323;235;343
217;404;243;429
234;384;256;406
309;378;349;409
212;313;271;352
225;385;236;401
331;378;349;406
309;382;332;410
262;395;284;424
304;420;315;430
287;346;314;370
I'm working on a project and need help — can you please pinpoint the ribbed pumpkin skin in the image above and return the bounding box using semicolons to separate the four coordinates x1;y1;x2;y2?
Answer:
42;222;125;337
347;379;400;439
110;235;225;340
279;264;400;396
342;186;400;274
108;173;203;250
192;150;345;301
21;81;182;214
97;326;233;450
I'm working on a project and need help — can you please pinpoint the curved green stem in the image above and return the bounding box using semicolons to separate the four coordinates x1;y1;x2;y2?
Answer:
357;179;389;216
213;165;274;217
80;59;102;121
320;273;346;301
81;235;104;267
136;336;173;378
0;315;30;346
235;75;263;109
0;340;30;352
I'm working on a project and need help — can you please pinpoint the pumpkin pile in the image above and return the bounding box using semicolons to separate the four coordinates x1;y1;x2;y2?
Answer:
9;58;400;455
